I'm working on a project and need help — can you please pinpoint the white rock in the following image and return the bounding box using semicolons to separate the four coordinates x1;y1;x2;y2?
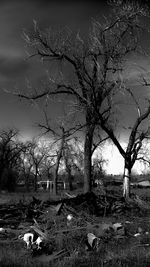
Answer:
112;223;122;231
34;236;43;249
67;214;73;221
18;233;34;249
87;233;97;248
134;233;141;237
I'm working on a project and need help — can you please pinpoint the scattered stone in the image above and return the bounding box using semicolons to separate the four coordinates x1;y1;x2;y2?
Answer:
86;233;100;251
1;191;150;259
134;233;141;237
18;232;34;249
0;227;6;233
112;223;125;236
67;214;74;226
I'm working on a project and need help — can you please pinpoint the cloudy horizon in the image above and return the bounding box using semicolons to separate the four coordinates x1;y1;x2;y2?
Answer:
1;0;150;174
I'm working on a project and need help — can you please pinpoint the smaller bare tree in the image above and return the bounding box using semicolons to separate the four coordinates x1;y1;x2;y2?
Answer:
24;139;49;191
0;129;25;191
20;142;34;191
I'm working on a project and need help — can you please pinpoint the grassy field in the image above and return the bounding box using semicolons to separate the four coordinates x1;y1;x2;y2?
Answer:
0;191;52;204
1;187;150;266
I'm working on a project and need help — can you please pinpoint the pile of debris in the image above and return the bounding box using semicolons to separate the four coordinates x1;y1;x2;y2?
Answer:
0;191;145;229
43;191;142;217
0;191;150;264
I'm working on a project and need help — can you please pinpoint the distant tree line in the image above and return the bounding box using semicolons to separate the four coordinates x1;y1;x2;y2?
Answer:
0;128;106;192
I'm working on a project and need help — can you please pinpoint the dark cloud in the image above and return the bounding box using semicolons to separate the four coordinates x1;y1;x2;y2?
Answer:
0;57;29;78
0;0;106;81
0;0;106;134
0;0;148;141
0;0;105;57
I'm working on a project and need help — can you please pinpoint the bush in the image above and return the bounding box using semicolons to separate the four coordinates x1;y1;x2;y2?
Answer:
0;168;17;192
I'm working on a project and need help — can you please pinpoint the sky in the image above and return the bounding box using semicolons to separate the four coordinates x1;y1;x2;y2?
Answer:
100;141;149;175
1;0;150;174
0;0;108;137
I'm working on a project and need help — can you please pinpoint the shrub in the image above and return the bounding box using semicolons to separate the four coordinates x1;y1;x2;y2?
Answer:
0;168;17;192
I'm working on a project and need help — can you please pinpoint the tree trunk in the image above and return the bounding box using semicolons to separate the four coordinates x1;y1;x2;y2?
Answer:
84;124;94;193
53;152;62;195
65;156;73;191
46;180;50;190
67;167;73;191
34;167;38;192
53;130;65;195
123;166;131;199
0;167;5;190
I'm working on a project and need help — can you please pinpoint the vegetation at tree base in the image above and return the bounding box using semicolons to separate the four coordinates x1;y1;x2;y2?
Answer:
0;129;25;192
1;168;17;192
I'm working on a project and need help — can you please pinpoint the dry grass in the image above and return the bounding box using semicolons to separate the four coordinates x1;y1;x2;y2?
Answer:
1;221;150;267
1;187;150;266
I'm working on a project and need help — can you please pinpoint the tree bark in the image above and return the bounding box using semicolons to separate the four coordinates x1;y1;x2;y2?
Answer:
67;167;73;191
0;168;4;190
123;167;131;199
53;130;65;195
84;124;94;193
34;166;38;192
64;155;73;191
46;180;50;190
34;174;38;192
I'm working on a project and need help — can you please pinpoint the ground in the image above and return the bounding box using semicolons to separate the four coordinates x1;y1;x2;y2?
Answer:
0;187;150;267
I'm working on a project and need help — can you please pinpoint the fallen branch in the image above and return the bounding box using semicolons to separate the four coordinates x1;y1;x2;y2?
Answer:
54;223;104;234
134;195;150;210
65;192;76;198
30;225;48;240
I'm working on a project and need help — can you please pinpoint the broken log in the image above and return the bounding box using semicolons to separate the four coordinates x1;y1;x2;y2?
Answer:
30;225;48;240
65;192;76;198
133;195;150;211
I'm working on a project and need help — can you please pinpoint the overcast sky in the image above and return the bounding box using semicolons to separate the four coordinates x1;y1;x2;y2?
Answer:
0;0;108;138
0;0;150;143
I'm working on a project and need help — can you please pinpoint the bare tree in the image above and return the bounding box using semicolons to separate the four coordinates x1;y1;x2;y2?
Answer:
0;129;25;190
38;121;76;195
52;127;65;195
16;0;147;194
39;147;56;185
24;139;49;191
97;96;150;198
20;142;34;191
61;138;81;191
